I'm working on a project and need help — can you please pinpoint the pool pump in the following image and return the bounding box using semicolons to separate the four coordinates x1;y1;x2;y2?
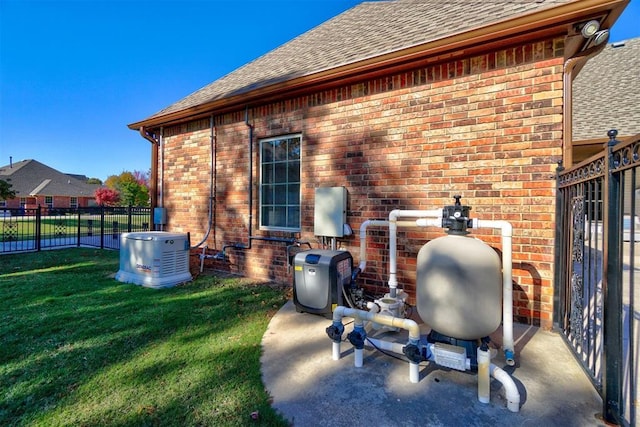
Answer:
323;195;520;412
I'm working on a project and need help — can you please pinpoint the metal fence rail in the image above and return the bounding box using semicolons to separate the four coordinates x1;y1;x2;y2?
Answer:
0;206;151;253
555;131;639;426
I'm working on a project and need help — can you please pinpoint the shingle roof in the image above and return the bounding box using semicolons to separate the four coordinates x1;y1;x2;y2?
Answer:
573;37;640;141
140;0;573;123
0;159;99;198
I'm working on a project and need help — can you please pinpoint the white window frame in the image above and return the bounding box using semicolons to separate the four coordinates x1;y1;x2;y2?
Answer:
45;196;53;208
70;197;78;209
259;134;301;231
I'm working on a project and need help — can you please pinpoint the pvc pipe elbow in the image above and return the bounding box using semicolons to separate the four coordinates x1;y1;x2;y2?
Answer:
475;219;513;237
366;301;380;313
490;364;520;412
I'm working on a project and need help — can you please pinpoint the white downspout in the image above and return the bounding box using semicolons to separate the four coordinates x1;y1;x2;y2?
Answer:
474;219;515;366
490;363;521;412
388;209;442;297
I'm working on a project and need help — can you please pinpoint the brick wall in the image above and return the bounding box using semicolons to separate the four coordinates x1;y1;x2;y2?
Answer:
160;37;565;328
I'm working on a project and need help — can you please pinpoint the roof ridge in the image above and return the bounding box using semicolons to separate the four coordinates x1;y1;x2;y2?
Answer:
133;0;579;125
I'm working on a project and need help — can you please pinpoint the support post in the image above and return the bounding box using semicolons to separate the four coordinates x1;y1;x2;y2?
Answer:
602;129;623;424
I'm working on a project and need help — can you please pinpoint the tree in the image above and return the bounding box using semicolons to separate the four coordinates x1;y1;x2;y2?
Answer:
103;170;150;206
0;179;16;200
94;188;120;206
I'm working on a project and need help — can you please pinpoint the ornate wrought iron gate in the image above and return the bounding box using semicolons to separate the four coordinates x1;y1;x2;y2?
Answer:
555;131;639;426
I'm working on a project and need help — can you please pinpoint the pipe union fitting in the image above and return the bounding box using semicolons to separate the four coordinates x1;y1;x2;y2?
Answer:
402;343;423;363
325;323;344;343
347;328;367;349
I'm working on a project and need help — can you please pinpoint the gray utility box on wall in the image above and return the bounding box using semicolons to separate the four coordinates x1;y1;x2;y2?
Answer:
293;249;353;318
314;187;347;237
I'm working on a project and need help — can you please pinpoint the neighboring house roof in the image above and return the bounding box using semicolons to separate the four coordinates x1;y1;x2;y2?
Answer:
132;0;623;129
573;36;640;141
0;159;99;198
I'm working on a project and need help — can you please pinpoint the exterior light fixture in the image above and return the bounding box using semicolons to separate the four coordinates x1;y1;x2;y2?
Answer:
592;29;610;46
580;19;600;38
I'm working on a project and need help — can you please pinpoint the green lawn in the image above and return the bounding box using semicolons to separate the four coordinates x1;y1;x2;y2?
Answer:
0;248;290;426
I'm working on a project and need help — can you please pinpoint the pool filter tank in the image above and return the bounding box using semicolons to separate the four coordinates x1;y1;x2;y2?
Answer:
416;196;502;341
293;249;353;318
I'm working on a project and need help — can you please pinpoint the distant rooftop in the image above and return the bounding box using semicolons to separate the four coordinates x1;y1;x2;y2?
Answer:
573;37;640;141
0;159;98;198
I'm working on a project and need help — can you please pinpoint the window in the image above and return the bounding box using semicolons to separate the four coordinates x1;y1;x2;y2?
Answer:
20;197;26;208
260;134;301;230
0;200;5;208
70;197;78;209
45;196;53;208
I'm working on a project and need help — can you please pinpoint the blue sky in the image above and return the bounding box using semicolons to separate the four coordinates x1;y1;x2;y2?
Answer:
1;0;638;182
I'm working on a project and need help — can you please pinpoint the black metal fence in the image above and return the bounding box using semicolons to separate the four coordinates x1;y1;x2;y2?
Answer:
0;206;152;253
555;130;639;426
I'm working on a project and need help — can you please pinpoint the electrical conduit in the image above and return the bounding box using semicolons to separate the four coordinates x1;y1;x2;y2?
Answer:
191;115;216;249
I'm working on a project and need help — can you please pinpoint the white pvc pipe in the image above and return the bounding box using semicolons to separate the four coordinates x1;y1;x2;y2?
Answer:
367;337;405;354
388;209;442;296
358;219;415;273
475;219;515;366
333;306;421;341
415;218;444;228
332;342;341;361
490;363;520;412
367;337;420;382
355;348;363;367
477;347;491;404
358;220;388;273
332;306;421;383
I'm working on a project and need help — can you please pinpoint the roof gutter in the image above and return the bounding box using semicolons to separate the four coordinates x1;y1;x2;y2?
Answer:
128;0;628;131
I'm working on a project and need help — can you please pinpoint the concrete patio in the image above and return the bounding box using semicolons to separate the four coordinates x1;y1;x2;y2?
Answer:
261;300;606;427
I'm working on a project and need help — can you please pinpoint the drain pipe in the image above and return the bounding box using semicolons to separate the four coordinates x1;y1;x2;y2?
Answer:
328;306;421;383
219;107;297;253
473;219;515;366
490;363;520;412
140;127;159;225
191;115;216;249
388;209;442;297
